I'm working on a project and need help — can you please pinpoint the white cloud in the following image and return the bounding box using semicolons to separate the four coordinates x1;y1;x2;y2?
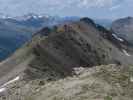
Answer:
109;4;121;10
78;0;110;8
0;0;123;9
26;0;122;9
76;0;121;8
0;0;126;17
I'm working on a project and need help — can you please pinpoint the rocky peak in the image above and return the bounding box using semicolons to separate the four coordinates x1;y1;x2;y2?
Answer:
111;16;133;45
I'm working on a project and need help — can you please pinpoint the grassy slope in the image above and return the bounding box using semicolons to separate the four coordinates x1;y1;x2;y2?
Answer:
3;64;133;100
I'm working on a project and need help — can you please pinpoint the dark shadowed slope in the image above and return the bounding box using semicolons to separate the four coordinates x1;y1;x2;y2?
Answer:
26;18;133;77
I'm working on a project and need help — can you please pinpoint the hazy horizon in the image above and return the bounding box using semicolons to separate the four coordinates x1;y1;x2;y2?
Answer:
0;0;132;19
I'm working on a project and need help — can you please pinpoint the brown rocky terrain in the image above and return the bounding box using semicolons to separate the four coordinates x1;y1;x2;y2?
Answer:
1;64;133;100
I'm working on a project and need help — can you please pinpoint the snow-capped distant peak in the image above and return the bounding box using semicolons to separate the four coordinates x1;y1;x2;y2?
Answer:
0;13;12;19
13;13;50;21
30;14;41;19
14;14;36;21
0;13;51;21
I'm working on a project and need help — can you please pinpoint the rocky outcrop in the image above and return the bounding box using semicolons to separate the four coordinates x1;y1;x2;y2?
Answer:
24;18;133;78
2;64;133;100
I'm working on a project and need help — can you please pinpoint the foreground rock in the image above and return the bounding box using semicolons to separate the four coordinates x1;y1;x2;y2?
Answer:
1;64;133;100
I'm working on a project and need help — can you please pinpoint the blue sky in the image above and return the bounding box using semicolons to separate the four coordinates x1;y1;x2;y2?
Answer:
0;0;132;19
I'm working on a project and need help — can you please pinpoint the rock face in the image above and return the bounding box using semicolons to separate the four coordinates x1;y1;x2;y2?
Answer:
111;17;133;44
25;17;133;77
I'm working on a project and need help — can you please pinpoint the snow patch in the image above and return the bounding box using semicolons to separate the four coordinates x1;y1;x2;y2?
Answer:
38;15;43;18
130;77;133;82
2;76;20;87
73;67;85;75
0;88;6;93
112;34;124;42
122;49;131;56
0;76;20;93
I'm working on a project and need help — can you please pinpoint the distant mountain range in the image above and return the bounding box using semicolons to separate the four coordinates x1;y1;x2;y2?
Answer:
0;13;133;61
94;19;113;29
0;13;79;60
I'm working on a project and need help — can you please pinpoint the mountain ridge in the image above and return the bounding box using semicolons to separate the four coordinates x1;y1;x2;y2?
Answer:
0;14;79;61
0;17;133;99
